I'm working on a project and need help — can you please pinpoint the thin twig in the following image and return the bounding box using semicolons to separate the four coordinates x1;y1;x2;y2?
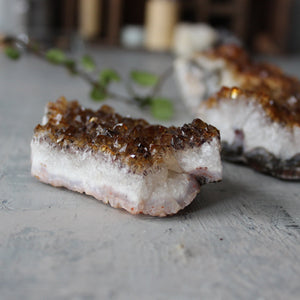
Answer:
2;35;175;116
3;35;134;104
150;65;174;98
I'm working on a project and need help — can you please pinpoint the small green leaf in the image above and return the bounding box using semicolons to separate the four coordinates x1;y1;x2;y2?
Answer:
81;54;96;71
46;48;66;64
130;70;158;87
64;59;77;75
99;69;120;86
5;46;20;60
90;86;107;101
150;98;173;120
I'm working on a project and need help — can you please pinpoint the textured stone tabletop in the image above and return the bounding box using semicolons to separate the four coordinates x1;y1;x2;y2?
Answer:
0;48;299;300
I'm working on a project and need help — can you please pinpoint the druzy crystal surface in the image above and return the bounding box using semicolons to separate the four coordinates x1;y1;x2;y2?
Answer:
34;97;220;171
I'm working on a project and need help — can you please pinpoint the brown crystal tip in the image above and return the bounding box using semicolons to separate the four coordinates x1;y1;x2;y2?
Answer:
201;45;300;127
204;44;288;77
34;97;220;170
205;86;300;127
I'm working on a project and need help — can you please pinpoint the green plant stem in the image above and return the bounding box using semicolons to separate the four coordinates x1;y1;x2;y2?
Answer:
149;65;174;99
3;35;133;104
2;35;174;114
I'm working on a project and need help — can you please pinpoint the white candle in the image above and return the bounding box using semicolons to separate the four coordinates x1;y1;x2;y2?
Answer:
79;0;101;40
0;0;28;35
145;0;179;51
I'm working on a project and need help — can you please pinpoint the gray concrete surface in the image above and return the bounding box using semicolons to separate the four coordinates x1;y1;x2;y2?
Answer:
0;48;299;300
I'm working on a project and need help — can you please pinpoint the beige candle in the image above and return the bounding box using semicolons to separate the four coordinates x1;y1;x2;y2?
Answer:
145;0;179;51
79;0;101;40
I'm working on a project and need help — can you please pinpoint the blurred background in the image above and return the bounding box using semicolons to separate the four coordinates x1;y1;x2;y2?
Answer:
0;0;299;55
